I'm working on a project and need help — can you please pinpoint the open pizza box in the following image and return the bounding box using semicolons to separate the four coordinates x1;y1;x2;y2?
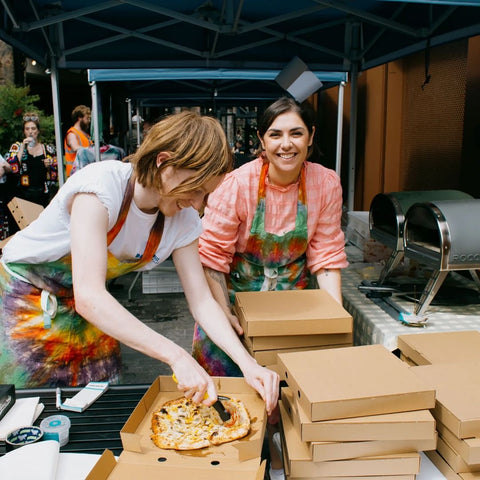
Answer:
86;449;266;480
106;375;266;478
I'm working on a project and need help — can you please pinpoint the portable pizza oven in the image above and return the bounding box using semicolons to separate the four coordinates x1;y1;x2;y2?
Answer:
369;190;472;284
403;198;480;316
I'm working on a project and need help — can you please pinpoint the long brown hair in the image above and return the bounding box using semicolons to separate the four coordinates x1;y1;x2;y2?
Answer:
129;111;232;195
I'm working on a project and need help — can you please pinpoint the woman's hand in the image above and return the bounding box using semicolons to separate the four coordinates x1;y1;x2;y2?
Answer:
241;361;280;416
170;352;218;406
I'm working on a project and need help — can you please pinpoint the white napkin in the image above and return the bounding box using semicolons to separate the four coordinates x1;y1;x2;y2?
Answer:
0;396;40;440
0;440;59;480
0;440;102;480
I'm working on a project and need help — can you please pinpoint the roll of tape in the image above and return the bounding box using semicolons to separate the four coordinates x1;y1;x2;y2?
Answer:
40;415;71;447
5;426;44;451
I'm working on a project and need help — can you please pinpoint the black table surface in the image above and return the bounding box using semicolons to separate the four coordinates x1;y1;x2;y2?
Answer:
0;384;149;457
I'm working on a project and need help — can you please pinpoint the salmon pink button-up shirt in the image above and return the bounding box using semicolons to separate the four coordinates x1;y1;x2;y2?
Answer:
199;158;348;275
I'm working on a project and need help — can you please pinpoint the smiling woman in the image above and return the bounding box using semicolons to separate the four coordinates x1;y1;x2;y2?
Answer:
195;97;348;479
0;110;279;419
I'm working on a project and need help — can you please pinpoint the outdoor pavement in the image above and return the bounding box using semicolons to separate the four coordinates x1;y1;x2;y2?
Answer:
110;271;194;385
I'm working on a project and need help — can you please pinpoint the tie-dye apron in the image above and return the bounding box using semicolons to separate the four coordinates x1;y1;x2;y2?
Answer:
193;162;309;376
0;174;165;387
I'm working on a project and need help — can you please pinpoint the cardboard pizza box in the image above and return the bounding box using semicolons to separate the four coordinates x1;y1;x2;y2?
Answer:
279;401;421;477
398;331;480;366
281;386;436;443
278;345;435;422
249;344;349;367
8;196;44;229
285;474;416;480
411;362;480;439
0;197;44;249
437;422;480;466
120;376;266;463
437;435;480;474
86;449;266;480
243;331;353;351
234;290;352;337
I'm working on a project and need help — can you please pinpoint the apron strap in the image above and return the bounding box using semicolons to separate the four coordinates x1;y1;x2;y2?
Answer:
106;172;165;268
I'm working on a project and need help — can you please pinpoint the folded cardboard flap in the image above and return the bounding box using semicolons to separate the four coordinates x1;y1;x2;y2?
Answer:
0;197;44;249
8;197;44;229
86;450;266;480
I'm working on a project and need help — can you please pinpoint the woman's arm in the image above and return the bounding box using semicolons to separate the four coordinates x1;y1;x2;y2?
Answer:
174;242;279;415
70;193;219;405
203;266;243;335
315;268;342;304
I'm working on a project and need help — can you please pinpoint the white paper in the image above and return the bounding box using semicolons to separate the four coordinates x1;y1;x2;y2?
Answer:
0;440;59;480
57;453;102;479
0;396;39;440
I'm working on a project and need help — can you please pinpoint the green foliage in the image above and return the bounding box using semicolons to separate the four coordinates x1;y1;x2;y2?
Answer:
0;83;55;155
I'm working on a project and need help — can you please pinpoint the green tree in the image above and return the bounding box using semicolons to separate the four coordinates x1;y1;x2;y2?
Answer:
0;83;55;155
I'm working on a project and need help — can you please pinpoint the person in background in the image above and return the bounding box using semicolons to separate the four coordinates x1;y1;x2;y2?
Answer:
194;97;348;480
0;111;279;417
5;112;57;207
64;105;93;178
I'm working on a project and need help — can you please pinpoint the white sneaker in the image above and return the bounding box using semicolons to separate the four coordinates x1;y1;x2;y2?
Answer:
268;465;285;480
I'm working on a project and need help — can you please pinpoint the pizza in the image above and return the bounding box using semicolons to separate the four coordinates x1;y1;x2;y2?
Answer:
151;396;251;450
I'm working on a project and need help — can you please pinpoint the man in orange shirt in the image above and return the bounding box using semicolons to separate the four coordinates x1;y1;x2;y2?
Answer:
64;105;93;177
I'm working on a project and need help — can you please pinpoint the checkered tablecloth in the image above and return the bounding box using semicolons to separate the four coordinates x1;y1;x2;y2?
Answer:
342;262;480;351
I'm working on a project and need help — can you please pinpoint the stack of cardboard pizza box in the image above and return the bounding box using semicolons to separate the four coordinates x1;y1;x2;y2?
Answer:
398;330;480;479
234;289;353;370
277;344;438;480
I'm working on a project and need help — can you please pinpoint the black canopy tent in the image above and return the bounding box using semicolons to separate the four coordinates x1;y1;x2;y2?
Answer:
1;0;480;205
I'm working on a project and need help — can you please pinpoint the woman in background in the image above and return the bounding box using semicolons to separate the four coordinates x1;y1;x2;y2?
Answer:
5;112;57;207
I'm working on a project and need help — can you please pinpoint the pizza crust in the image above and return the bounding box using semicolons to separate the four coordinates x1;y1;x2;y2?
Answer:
151;396;251;450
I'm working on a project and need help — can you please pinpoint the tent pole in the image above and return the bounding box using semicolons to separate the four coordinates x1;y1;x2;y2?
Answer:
347;63;359;212
126;98;133;154
90;81;101;162
49;61;65;187
335;80;346;177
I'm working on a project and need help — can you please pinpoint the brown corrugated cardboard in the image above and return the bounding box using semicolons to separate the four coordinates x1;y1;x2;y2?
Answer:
425;450;463;480
86;449;267;480
120;376;266;463
281;386;436;443
234;290;352;337
278;345;435;422
437;435;480;474
437;422;480;466
8;197;43;229
280;401;421;477
398;331;480;366
411;362;480;439
243;332;353;351
249;344;349;367
285;474;416;480
310;434;437;463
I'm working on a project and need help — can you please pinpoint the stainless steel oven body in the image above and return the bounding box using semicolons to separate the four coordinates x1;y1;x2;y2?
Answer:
404;199;480;316
369;190;472;284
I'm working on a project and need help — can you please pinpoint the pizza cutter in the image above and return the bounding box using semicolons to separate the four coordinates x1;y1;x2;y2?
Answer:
172;374;231;422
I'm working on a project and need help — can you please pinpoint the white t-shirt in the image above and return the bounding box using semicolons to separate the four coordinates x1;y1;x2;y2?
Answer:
2;160;202;271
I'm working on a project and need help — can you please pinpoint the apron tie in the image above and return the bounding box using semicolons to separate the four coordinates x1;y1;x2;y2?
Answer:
41;289;58;329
